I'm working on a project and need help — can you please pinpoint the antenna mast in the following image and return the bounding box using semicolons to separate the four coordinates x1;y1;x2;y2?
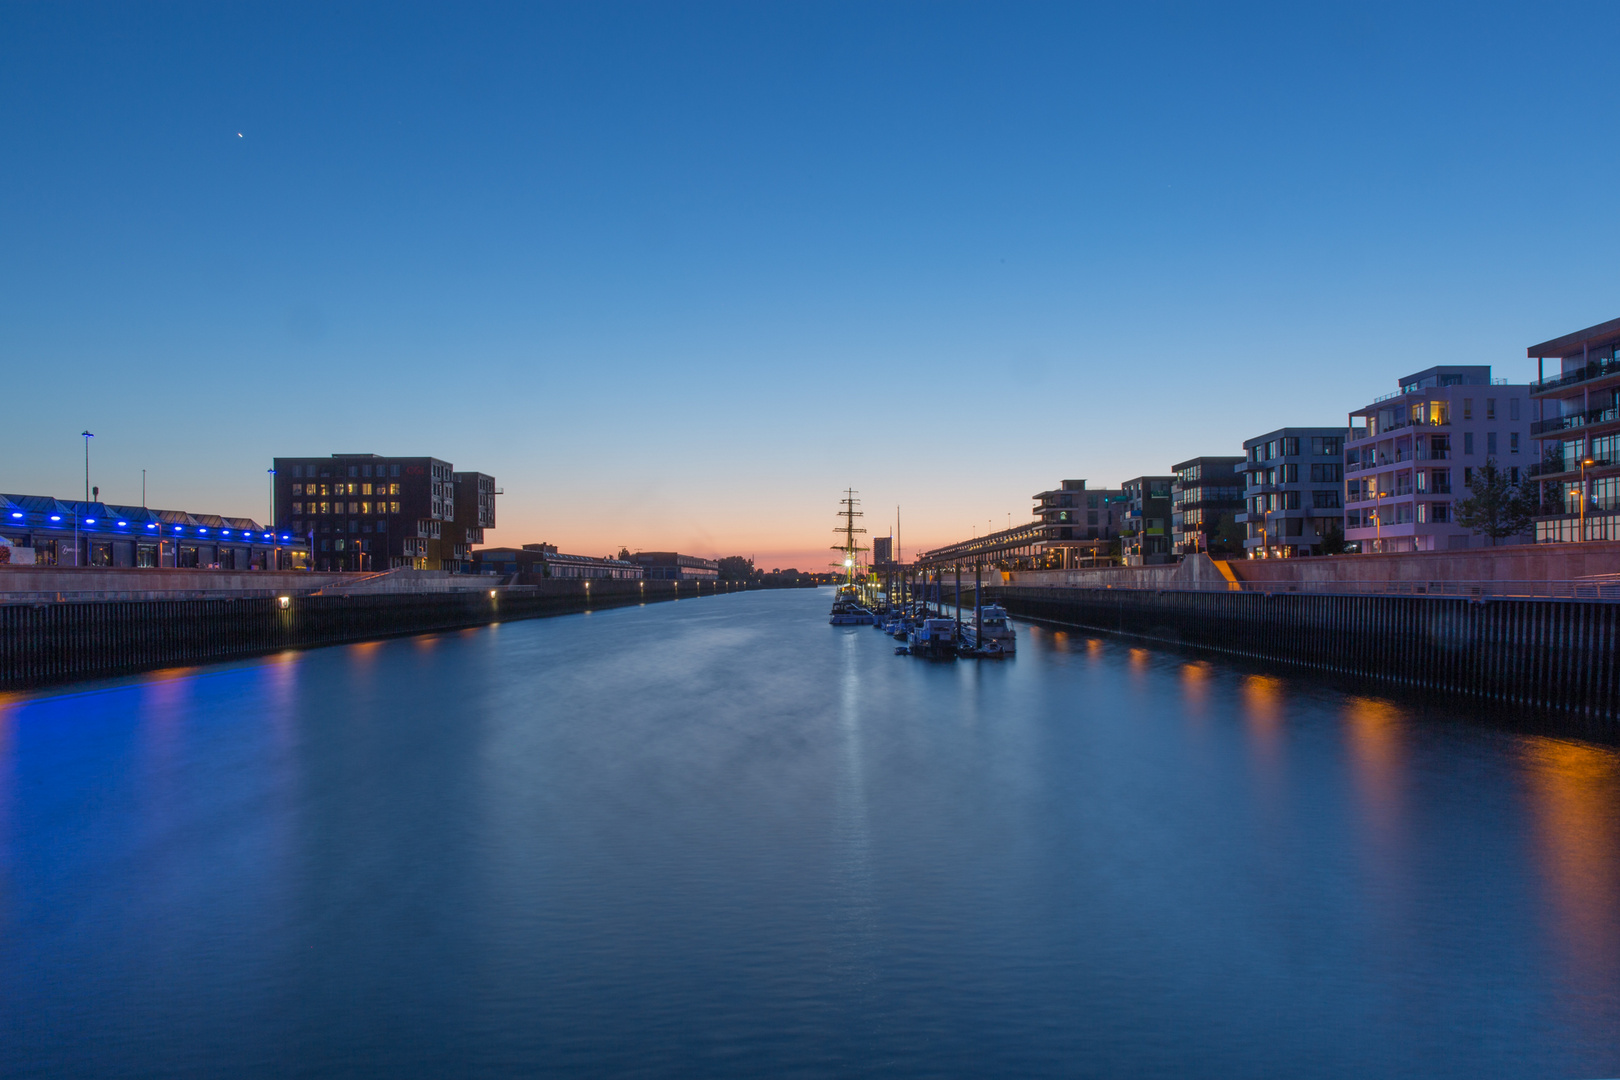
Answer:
830;488;868;586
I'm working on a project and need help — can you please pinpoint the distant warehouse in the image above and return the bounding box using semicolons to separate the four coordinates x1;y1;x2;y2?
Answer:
626;552;720;581
473;544;642;580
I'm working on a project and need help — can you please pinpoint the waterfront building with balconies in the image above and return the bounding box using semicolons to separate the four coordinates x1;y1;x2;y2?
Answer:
1170;456;1244;555
1343;366;1530;552
1119;476;1173;564
1238;427;1349;557
1527;317;1620;543
1032;479;1124;568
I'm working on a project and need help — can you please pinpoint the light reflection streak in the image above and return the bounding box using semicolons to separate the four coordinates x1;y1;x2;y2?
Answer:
1343;696;1405;835
1239;674;1285;772
1179;662;1210;721
1520;738;1620;1007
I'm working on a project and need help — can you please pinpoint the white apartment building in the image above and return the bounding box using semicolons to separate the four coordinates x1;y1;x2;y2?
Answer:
1344;365;1532;552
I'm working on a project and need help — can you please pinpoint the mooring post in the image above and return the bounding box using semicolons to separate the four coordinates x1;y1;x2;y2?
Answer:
975;560;982;647
955;562;962;639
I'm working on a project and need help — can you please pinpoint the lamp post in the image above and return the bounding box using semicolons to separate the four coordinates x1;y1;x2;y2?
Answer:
1580;457;1595;541
81;431;94;503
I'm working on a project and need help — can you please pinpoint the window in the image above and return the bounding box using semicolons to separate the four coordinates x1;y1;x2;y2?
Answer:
361;502;373;515
1279;463;1297;483
1087;511;1098;525
1310;463;1343;483
1486;398;1496;420
1312;489;1340;509
391;465;400;477
1431;502;1451;523
1416;470;1428;493
349;466;359;477
1417;502;1428;524
1395;473;1413;496
1311;436;1342;456
292;502;303;515
1464;432;1474;455
1282;491;1300;509
1510;432;1519;454
1510;466;1520;484
1463;398;1473;420
1463;467;1473;487
319;501;330;514
390;501;400;514
1396;503;1414;524
1487;432;1498;455
1433;469;1451;494
1430;436;1450;460
292;483;303;496
1593;434;1620;464
1510;398;1520;421
362;483;372;496
1428;402;1449;425
1087;494;1098;508
1281;437;1300;456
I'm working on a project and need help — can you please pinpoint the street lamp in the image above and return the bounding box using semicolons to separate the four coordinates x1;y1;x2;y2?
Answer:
1580;457;1595;541
81;431;94;502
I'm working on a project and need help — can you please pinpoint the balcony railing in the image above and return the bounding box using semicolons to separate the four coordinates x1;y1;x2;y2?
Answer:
1531;405;1620;436
1531;356;1620;394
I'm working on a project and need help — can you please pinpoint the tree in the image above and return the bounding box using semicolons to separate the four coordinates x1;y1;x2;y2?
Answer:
1210;512;1246;555
717;555;756;581
617;547;631;561
1318;517;1347;556
1455;458;1538;545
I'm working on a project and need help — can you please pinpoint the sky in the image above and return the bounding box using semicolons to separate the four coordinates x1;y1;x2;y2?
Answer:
4;2;1620;570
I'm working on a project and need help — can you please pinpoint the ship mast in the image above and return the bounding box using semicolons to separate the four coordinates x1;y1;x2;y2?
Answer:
830;488;868;586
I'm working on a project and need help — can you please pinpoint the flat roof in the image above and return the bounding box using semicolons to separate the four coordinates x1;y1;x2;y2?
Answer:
1527;316;1620;358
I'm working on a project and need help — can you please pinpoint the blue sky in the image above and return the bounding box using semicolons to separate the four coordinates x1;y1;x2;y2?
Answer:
3;2;1618;567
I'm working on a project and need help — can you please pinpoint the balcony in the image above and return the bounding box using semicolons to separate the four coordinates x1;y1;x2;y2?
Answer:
1531;405;1620;436
1531;356;1620;395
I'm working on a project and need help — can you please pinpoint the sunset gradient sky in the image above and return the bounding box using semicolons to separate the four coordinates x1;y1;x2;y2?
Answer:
5;3;1620;569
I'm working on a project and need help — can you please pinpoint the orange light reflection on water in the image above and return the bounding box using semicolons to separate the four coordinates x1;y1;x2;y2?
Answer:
1344;696;1406;835
1239;674;1285;771
1520;737;1620;1005
1179;662;1210;720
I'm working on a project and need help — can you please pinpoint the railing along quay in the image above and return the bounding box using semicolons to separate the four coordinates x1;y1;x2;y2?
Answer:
967;583;1620;720
1032;577;1620;601
0;579;746;691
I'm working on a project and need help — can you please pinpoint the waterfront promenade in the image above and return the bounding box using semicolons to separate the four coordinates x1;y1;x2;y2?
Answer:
1;587;1615;1078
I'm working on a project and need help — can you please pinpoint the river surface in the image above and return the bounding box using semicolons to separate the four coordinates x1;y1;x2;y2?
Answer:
1;587;1618;1078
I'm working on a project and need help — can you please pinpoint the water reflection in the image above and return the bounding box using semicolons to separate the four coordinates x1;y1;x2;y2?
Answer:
1520;737;1620;1012
1;592;1617;1079
1343;696;1406;836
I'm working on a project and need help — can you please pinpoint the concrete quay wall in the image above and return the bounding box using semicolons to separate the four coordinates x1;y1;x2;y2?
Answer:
974;584;1619;720
0;578;745;691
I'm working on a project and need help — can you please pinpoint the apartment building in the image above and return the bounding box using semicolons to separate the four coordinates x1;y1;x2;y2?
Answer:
1238;427;1349;557
1031;479;1125;567
1526;317;1620;543
1343;366;1532;552
1170;456;1244;554
274;453;498;572
1119;475;1173;564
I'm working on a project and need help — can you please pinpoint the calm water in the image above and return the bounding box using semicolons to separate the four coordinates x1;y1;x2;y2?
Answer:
1;588;1618;1078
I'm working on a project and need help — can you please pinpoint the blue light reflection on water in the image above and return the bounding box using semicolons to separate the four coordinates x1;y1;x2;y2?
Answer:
0;588;1617;1078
